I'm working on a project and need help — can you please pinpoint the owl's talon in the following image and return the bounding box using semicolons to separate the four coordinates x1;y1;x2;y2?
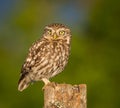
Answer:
42;82;58;90
42;85;47;90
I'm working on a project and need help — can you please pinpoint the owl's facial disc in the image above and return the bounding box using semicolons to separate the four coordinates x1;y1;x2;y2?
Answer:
52;31;64;40
44;25;70;41
44;28;59;40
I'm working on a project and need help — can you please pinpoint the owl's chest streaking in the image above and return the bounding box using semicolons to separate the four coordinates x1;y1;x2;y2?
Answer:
23;39;70;80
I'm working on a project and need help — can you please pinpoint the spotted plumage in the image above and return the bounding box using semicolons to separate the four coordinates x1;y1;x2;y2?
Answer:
18;23;71;91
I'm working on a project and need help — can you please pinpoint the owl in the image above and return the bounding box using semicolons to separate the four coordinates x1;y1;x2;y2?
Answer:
18;23;71;91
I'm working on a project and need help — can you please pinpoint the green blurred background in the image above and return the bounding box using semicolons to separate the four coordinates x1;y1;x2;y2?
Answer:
0;0;120;108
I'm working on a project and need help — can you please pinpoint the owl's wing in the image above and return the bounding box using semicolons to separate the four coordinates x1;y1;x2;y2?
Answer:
18;38;48;91
18;39;46;86
20;39;44;76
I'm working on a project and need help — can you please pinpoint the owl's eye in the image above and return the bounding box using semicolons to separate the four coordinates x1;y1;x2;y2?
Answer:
59;30;65;35
47;29;52;35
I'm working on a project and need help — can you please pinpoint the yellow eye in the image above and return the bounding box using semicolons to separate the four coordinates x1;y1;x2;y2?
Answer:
47;29;52;35
59;30;65;35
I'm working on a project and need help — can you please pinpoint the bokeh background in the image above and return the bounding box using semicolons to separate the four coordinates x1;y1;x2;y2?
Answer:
0;0;120;108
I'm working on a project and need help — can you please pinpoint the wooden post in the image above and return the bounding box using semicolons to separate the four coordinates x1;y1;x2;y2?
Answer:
44;82;87;108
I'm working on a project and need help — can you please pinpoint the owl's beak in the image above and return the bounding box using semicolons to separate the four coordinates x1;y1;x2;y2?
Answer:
53;34;58;39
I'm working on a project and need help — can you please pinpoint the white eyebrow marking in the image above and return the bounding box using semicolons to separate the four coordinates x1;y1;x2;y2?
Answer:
45;27;56;33
45;27;52;30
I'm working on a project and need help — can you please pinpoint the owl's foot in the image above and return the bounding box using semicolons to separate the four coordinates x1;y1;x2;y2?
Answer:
42;78;50;90
48;82;58;88
42;78;50;85
42;81;58;90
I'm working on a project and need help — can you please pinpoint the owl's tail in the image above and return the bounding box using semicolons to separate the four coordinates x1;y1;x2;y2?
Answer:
18;75;31;92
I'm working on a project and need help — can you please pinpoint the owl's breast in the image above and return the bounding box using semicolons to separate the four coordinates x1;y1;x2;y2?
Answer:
29;40;70;79
44;41;69;77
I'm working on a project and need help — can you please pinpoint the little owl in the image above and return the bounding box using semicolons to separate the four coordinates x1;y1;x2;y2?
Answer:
18;23;71;91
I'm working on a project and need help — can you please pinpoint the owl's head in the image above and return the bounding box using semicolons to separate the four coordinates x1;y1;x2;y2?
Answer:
43;23;71;43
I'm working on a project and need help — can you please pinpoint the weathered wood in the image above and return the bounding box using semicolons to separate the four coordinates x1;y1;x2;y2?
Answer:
44;82;87;108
